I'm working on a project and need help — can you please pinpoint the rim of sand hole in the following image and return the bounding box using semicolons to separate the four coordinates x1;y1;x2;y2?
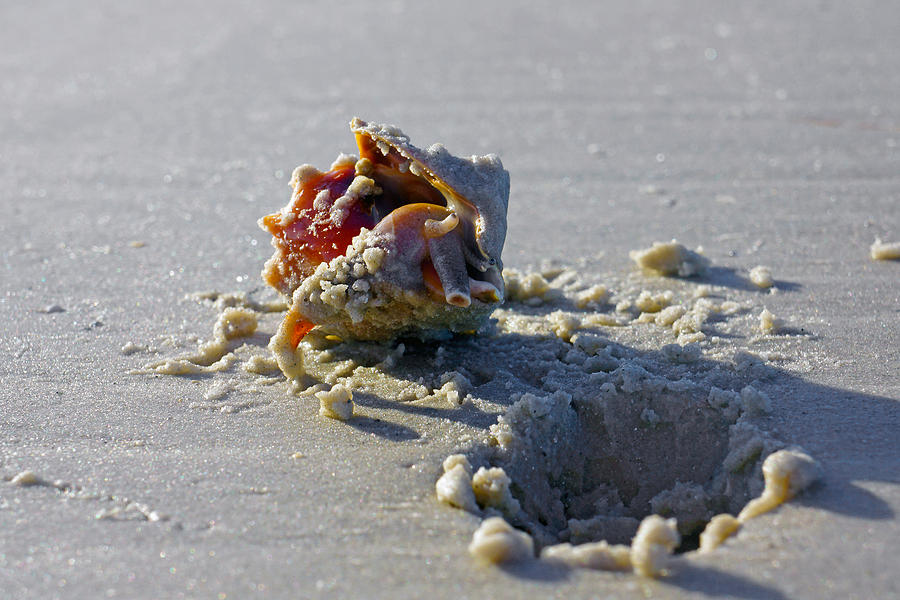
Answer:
435;365;821;576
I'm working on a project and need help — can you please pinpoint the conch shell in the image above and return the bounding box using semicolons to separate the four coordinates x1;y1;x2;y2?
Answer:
259;118;509;351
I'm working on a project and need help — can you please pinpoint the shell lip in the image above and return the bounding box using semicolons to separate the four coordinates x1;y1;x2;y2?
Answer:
350;118;476;213
349;117;509;269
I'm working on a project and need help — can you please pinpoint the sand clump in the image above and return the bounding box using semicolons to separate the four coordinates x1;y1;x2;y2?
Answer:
541;540;632;571
629;241;711;277
134;306;260;375
870;238;900;260
436;455;478;512
749;266;774;288
630;515;681;577
698;513;742;552
759;308;784;333
737;448;821;520
316;384;354;420
468;517;534;564
9;471;44;487
696;448;820;552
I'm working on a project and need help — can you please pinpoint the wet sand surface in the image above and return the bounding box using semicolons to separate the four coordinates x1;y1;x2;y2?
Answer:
2;1;899;598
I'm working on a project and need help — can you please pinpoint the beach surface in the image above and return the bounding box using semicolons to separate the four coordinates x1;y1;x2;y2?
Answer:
2;1;898;598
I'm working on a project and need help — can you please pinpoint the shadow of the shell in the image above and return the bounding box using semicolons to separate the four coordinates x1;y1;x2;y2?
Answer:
270;273;899;597
315;302;898;530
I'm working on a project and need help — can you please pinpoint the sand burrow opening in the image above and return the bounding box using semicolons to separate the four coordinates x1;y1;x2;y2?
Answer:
469;365;783;551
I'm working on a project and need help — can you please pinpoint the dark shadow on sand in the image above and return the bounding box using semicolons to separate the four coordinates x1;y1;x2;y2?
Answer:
665;563;790;599
269;293;899;594
352;390;497;430
338;306;900;531
796;480;894;520
703;266;802;293
345;413;420;441
498;559;570;582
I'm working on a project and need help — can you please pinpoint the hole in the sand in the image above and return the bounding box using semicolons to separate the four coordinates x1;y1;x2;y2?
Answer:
468;366;782;553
